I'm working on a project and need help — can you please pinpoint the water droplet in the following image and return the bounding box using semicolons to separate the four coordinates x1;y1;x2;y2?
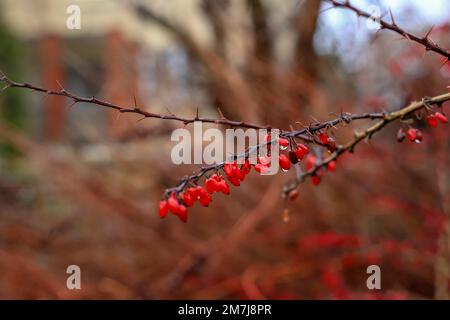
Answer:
280;145;288;151
414;139;421;144
282;168;289;172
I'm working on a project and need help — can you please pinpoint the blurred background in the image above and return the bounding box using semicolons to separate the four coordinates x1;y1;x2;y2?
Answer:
0;0;449;299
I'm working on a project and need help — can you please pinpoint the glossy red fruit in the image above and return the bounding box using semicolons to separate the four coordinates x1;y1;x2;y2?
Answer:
199;191;212;207
305;155;317;171
167;194;180;213
228;175;241;186
406;128;417;142
427;114;438;127
242;160;252;174
311;175;321;186
327;160;337;172
159;200;168;218
319;132;329;145
435;111;448;123
176;205;188;223
181;192;194;207
187;187;198;200
279;154;291;171
254;163;269;174
218;180;230;195
279;138;289;147
223;163;235;178
288;189;299;200
295;144;309;160
205;177;219;193
298;143;309;155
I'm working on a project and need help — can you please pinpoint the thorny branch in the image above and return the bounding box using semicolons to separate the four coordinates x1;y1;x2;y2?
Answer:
0;73;395;197
0;74;267;130
1;72;449;202
326;0;450;61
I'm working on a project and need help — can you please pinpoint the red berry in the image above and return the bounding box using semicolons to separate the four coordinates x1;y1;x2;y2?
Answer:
298;143;309;155
279;138;289;148
311;175;321;185
305;155;317;171
327;160;337;172
288;189;299;200
295;144;309;160
159;200;168;218
233;165;243;180
228;175;241;186
279;154;291;171
187;187;198;200
218;180;230;195
181;192;194;207
427;114;438;127
176;204;188;223
242;160;252;174
289;151;298;164
199;191;212;207
435;111;448;123
205;177;219;193
254;163;269;174
319;132;329;145
223;163;234;178
406;128;417;142
167;194;180;213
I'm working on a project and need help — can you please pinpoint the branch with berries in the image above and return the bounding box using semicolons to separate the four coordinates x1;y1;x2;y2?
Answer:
160;93;449;223
0;72;449;223
282;94;450;198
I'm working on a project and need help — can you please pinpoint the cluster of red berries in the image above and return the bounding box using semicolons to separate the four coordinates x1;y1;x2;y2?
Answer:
398;111;447;143
159;132;343;222
159;161;253;222
426;111;448;127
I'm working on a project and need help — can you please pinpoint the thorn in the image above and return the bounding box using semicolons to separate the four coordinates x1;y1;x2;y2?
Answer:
164;106;175;116
68;101;77;109
389;9;396;26
55;80;64;91
195;107;199;120
133;95;138;108
423;26;434;41
136;116;147;123
217;107;225;119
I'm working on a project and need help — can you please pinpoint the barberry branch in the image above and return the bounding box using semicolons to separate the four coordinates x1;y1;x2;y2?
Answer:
282;93;450;197
0;74;267;130
326;0;450;61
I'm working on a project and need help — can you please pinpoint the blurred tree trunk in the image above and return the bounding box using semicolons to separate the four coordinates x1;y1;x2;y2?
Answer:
135;4;261;123
290;0;323;118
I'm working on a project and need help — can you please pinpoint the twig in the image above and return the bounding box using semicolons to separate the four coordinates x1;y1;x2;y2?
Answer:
326;0;450;61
